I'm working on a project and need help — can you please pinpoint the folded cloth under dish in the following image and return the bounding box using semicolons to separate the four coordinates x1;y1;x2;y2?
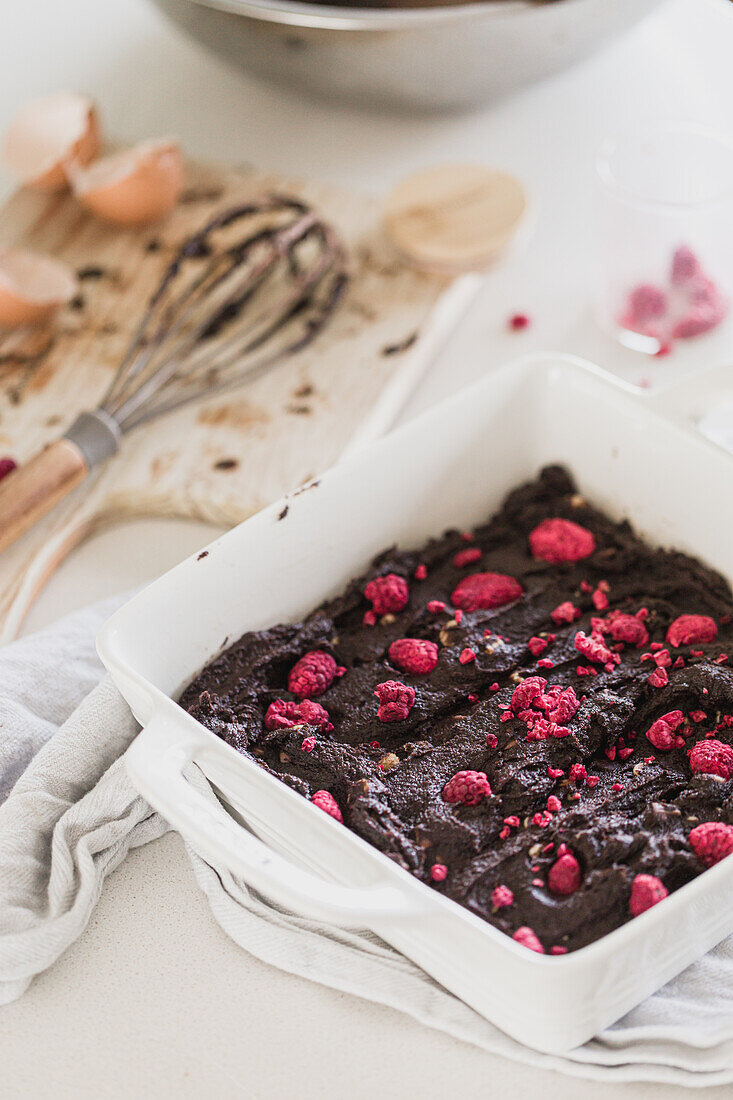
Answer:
0;598;732;1085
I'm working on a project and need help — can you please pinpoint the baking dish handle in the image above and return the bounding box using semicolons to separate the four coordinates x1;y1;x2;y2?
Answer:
648;363;733;432
126;715;425;927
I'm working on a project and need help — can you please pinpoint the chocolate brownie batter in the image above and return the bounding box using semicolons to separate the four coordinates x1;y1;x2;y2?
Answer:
180;467;733;954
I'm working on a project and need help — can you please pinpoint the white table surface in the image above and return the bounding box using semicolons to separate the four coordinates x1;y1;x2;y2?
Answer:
2;0;733;1095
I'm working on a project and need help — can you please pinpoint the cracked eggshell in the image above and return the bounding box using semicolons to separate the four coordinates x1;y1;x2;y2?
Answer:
2;91;99;191
0;247;78;329
70;139;184;227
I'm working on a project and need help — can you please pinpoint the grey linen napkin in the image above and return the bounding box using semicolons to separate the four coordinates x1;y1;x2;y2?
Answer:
1;599;733;1085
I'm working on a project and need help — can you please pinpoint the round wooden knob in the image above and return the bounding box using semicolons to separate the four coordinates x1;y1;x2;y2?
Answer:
384;164;527;275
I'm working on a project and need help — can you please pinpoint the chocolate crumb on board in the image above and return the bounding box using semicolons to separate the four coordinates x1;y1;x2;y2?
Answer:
213;458;239;471
197;550;209;561
382;332;418;356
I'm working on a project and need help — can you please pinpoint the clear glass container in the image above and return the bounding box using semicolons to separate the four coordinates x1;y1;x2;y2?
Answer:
595;122;733;355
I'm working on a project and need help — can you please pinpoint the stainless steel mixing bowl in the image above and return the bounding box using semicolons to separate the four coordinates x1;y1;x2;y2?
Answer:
151;0;666;111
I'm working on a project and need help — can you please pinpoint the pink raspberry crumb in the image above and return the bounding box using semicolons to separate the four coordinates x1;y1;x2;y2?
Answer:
492;885;514;908
364;573;409;616
667;614;717;648
552;601;581;624
529;518;596;563
645;710;684;752
265;699;333;732
459;648;476;665
688;822;733;867
574;630;619;667
647;666;669;688
528;636;548;656
442;770;492;806
689;739;733;780
509;313;530;331
311;790;343;823
451;572;522;612
453;547;482;569
548;852;582;896
0;457;17;482
389;638;439;675
429;863;448;882
569;763;586;785
512;927;545;953
427;600;446;614
301;736;316;753
546;795;562;812
374;680;415;723
288;650;343;698
414;563;427;581
629;874;668;917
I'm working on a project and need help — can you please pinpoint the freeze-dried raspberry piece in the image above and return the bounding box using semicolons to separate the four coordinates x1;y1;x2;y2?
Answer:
374;680;415;722
689;739;733;780
667;614;717;648
512;927;545;953
689;821;733;867
648;666;669;688
629;874;668;916
529;518;596;563
288;650;343;698
265;699;333;731
528;636;548;656
492;885;514;908
606;613;649;648
526;717;571;741
427;600;446;613
551;600;580;624
569;763;586;785
541;685;581;725
430;864;448;882
311;790;343;822
548;852;582;896
459;648;476;664
671;244;701;285
673;283;728;338
301;735;316;753
0;457;17;482
627;283;667;322
510;675;548;713
452;547;482;568
592;586;609;611
574;630;619;666
364;573;409;615
389;638;438;675
442;770;492;806
645;710;685;752
451;572;522;611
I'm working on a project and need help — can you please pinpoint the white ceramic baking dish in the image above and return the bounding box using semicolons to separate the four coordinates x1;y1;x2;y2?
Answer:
98;354;733;1054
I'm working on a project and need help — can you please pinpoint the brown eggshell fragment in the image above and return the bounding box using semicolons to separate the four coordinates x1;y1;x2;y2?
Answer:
0;247;78;329
2;92;99;191
70;139;184;227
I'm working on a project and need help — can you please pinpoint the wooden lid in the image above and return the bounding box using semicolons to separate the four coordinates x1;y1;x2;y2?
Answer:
384;163;527;274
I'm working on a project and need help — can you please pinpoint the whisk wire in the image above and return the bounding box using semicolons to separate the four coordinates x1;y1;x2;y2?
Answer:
99;198;347;433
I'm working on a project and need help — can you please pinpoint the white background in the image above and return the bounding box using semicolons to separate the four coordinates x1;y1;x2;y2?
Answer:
1;0;733;1095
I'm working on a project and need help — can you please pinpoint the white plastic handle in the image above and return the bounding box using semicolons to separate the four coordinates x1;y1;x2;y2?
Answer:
125;714;423;927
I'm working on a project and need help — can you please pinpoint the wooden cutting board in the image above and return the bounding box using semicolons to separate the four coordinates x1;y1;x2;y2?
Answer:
0;156;475;640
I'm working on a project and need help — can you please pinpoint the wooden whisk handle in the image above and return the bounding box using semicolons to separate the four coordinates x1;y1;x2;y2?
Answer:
0;440;89;554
